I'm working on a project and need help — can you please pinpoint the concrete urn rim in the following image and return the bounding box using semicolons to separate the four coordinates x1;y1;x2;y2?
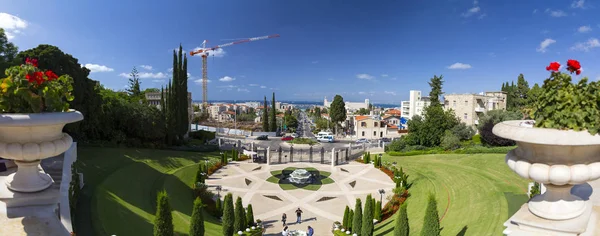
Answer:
493;120;600;186
0;110;83;161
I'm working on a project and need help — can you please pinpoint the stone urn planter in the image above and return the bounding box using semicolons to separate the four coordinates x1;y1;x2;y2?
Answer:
493;120;600;220
0;110;83;192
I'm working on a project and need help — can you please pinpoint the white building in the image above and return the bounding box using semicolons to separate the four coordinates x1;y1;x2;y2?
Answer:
324;97;369;113
353;115;388;139
400;90;430;119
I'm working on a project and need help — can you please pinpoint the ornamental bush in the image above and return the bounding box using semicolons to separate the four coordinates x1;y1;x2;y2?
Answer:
374;200;382;221
215;197;223;218
440;130;461;150
394;203;409;236
153;190;174;236
531;60;600;135
343;206;350;228
246;204;255;227
421;194;441;236
352;198;363;234
348;209;354;231
222;193;235;236
189;197;205;236
362;194;374;236
234;197;246;232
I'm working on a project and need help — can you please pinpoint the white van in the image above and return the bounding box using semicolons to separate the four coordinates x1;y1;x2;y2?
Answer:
318;135;335;143
316;132;333;138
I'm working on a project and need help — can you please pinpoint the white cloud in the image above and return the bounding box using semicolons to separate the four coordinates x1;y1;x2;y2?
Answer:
119;72;167;79
384;91;397;96
237;88;250;92
570;38;600;52
152;79;165;83
390;78;397;81
447;62;472;69
537;38;556;53
571;0;585;9
358;91;366;95
546;9;567;17
533;9;538;14
83;64;114;73
356;73;375;80
462;6;480;17
249;84;259;86
381;74;389;77
311;60;319;64
270;88;279;91
219;76;236;82
260;86;267;89
0;13;28;40
578;25;592;33
168;68;173;72
191;47;226;57
194;79;211;85
140;65;153;70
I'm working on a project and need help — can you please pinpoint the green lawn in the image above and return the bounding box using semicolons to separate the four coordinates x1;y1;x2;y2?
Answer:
373;153;529;236
74;146;222;236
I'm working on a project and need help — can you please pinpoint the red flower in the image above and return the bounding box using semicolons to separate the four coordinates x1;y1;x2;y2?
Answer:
33;71;44;85
26;73;35;83
45;71;58;80
566;59;582;75
25;58;38;67
546;62;560;72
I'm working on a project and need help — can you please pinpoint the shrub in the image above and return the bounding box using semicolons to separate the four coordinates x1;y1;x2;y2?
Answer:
348;209;354;231
154;190;174;236
215;197;223;218
471;134;481;144
477;109;522;146
222;193;235;236
440;130;461;150
374;201;382;221
343;206;350;228
189;197;205;236
189;130;216;142
362;194;374;236
207;161;223;176
530;182;541;199
234;197;245;233
451;122;475;141
246;204;255;227
421;194;441;236
239;154;250;161
352;198;363;234
394;203;409;236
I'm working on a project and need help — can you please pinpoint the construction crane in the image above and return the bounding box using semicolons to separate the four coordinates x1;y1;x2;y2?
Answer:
190;34;280;110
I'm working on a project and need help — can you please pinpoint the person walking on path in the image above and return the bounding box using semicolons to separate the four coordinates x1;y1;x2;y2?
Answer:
281;225;289;236
307;226;314;236
281;213;287;226
295;207;303;223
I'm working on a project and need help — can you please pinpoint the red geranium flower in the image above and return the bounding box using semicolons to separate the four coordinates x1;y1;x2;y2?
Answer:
546;62;560;72
576;70;581;75
45;71;58;80
25;58;38;67
566;59;582;75
32;71;44;85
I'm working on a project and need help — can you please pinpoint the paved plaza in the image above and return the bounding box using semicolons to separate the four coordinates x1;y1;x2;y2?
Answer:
206;161;396;235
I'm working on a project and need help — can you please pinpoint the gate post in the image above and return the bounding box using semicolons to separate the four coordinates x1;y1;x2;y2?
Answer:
320;147;325;164
290;146;294;163
309;146;313;163
331;148;336;168
278;147;282;164
345;148;349;162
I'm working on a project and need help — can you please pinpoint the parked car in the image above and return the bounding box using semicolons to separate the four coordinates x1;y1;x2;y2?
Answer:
281;136;294;141
291;133;298;138
380;138;391;142
318;135;335;143
356;138;370;143
256;135;269;140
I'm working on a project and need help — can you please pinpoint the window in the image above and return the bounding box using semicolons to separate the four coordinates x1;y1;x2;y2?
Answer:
374;122;378;127
380;132;383;137
373;131;377;136
465;100;468;106
362;131;365;136
453;100;456;107
464;113;468;120
361;122;366;127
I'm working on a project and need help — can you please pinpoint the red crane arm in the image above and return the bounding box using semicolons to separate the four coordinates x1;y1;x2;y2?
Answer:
190;34;280;56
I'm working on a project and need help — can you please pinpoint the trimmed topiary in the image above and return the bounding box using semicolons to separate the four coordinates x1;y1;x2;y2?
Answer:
421;194;441;236
374;200;382;221
352;198;362;234
153;190;174;236
246;204;255;227
343;205;350;228
362;194;374;236
234;197;245;233
189;197;205;236
394;203;409;236
222;193;235;236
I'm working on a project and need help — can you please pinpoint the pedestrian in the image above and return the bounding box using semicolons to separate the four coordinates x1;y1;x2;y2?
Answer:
282;225;289;236
295;207;303;223
282;213;287;226
307;226;314;236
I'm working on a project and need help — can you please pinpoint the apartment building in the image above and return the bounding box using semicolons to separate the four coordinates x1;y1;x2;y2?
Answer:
443;91;507;126
400;90;431;119
324;97;370;113
353;115;388;139
208;105;227;120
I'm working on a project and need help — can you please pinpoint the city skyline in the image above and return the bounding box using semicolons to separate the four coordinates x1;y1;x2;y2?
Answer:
2;0;599;103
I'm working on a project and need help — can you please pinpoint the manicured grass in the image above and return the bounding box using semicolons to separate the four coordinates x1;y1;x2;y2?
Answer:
373;153;529;236
288;138;318;145
267;167;334;191
75;146;221;236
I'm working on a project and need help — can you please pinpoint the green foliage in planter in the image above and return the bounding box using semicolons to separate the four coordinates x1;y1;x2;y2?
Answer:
234;197;246;233
153;190;174;236
530;182;541;199
352;198;363;234
530;72;600;135
189;197;205;236
421;194;441;236
394;203;409;236
362;194;374;236
222;193;235;236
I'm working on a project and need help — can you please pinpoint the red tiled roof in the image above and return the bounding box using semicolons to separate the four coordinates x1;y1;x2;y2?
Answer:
355;115;369;121
224;111;236;115
387;124;398;129
385;109;401;115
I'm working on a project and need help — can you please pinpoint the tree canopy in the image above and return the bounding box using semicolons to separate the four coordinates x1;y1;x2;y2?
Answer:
0;28;18;77
329;95;347;133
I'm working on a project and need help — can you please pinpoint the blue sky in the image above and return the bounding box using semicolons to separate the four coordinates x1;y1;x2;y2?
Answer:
2;0;600;104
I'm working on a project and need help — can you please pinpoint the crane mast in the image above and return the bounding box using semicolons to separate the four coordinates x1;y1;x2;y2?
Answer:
190;34;280;111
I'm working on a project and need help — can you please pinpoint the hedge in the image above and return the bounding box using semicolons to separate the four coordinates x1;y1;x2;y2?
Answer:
387;145;515;156
190;130;216;141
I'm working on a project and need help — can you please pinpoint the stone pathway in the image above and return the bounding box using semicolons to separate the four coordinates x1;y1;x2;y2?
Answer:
206;161;395;235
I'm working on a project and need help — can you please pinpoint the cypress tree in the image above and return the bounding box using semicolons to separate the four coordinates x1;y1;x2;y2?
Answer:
343;206;350;228
394;203;409;236
352;198;362;234
374;200;382;221
222;193;235;236
234;197;245;233
262;96;269;132
246;204;255;227
181;52;189;136
362;194;374;236
421;194;441;236
153;190;174;236
189;197;205;236
270;92;277;132
348;209;354;231
215;197;222;218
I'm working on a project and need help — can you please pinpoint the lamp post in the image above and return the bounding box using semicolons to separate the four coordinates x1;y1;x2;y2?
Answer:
216;185;222;198
378;189;385;204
